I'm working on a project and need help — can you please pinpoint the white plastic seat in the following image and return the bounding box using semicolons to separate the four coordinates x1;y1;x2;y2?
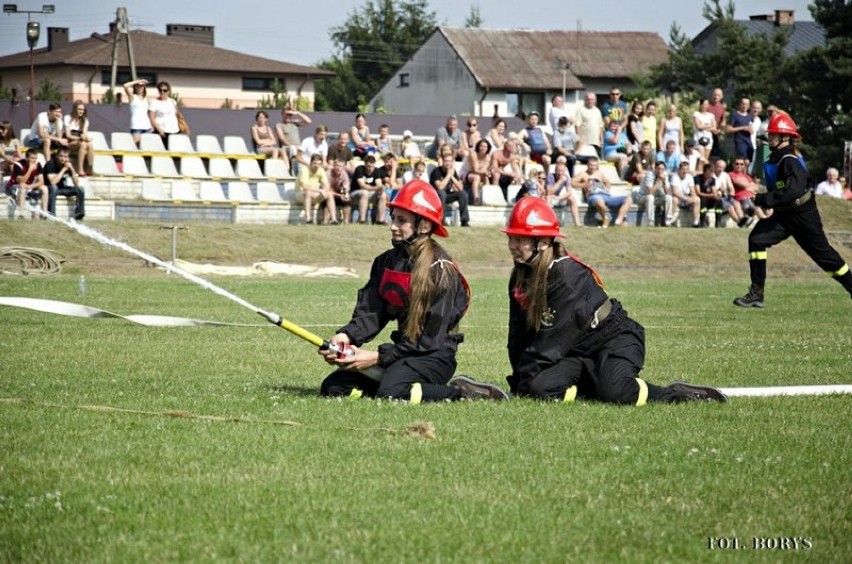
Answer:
223;135;252;156
92;155;121;176
150;156;180;177
141;178;169;200
139;133;167;153
264;158;290;179
88;131;110;152
256;181;284;203
121;155;152;177
196;134;224;155
110;132;139;152
170;180;198;201
199;181;228;202
506;183;522;204
236;158;265;180
481;184;508;206
167;134;195;153
180;156;210;178
208;157;236;179
281;181;297;202
19;128;31;144
227;181;255;203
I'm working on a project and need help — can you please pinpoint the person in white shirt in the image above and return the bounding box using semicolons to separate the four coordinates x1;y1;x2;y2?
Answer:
296;125;329;168
815;167;844;199
574;93;603;156
547;94;568;134
24;103;66;159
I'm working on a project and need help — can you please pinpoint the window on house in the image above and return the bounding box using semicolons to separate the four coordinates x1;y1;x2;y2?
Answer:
100;71;157;86
398;73;410;88
242;77;284;91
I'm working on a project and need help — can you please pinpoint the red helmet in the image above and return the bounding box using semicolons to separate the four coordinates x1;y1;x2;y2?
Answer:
502;197;565;238
389;179;448;237
767;111;800;138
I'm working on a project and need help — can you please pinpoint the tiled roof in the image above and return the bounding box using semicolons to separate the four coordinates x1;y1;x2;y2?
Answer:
0;29;333;76
439;27;670;90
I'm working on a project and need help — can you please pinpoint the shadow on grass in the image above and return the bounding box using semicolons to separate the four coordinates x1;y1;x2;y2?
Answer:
265;382;319;398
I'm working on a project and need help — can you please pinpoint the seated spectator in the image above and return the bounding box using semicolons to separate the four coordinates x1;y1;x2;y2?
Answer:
656;140;683;180
43;147;85;220
297;125;329;168
348;113;377;158
624;140;653;186
63;100;94;176
683;139;705;176
515;167;546;200
489;138;523;201
670;161;701;228
572;156;632;227
326;157;352;224
729;158;769;222
427;116;465;161
402;159;428;184
251;110;286;163
461;118;481;155
0;121;23;176
7;149;46;218
841;176;851;201
295;153;336;225
429;154;470;227
633;160;673;226
713;159;750;228
487;118;508;151
350;154;388;225
695;162;720;228
551;116;579;176
400;130;421;159
24;103;66;160
374;123;393;155
276;105;312;165
327;131;355;174
815;167;843;199
545;157;581;227
518;111;551;172
380;152;403;200
459;138;491;205
602;121;630;176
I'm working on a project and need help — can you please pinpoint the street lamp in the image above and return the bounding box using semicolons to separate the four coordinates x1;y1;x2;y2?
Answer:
3;4;55;122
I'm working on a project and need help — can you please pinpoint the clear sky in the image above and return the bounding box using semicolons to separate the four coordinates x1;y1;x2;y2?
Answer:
0;0;816;66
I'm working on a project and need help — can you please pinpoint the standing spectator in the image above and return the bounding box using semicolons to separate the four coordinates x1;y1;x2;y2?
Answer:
487;118;508;151
43;147;85;220
8;149;46;218
251;111;286;163
400;130;421;160
122;78;151;146
519;111;551;172
641;101;659;152
671;161;701;227
460;118;481;155
575;92;604;156
296;125;329;168
501;197;726;404
545;156;581;227
490;138;523;201
547;94;568;133
350;155;388;225
692;99;716;163
276;105;312;165
24;103;65;159
327;131;355;174
63;100;93;176
147;82;179;141
348;113;376;158
658;103;684;153
0;121;23;176
748;99;764;168
815;167;843;199
427;116;464;161
634;160;673;226
551;116;579;177
459;138;491;206
318;179;507;402
707;88;727;159
625;100;645;152
295;153;336;225
572;156;632;227
602;87;628;128
726;97;754;164
327;157;352;224
374;124;392;155
734;112;852;307
429;154;470;227
841;176;851;200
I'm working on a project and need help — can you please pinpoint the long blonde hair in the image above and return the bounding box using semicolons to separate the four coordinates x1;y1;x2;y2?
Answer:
403;236;459;342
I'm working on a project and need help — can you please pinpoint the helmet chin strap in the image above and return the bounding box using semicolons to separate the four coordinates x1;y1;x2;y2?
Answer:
391;218;429;249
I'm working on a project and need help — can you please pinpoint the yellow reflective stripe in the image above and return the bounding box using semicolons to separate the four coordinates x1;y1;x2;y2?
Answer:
348;388;363;399
635;378;649;406
409;383;423;405
749;251;768;260
563;385;578;403
829;263;849;277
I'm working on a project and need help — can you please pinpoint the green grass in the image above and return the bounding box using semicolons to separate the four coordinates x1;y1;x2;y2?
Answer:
1;212;851;562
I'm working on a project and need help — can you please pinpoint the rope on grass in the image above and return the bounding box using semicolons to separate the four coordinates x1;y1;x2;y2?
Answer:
0;247;65;275
0;398;437;440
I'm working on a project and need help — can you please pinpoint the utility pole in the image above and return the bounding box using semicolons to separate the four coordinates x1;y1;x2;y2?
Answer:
109;7;136;100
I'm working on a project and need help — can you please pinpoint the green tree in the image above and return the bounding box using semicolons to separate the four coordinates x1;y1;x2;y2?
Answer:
465;5;483;28
315;0;437;111
257;79;290;110
35;78;61;103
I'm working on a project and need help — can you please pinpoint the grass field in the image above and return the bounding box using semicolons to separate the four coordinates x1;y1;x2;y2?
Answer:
1;200;851;562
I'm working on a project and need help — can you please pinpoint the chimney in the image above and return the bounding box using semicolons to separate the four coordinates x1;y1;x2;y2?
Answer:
166;24;214;46
775;10;795;26
47;27;69;51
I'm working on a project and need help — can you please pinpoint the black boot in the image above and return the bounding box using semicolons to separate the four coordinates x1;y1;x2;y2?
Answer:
733;284;765;308
667;381;728;403
449;375;510;401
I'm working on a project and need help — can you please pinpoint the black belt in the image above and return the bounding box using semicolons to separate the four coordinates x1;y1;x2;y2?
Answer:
774;189;813;212
587;299;613;330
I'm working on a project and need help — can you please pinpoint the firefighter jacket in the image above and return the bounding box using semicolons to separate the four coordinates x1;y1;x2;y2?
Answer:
761;146;810;210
